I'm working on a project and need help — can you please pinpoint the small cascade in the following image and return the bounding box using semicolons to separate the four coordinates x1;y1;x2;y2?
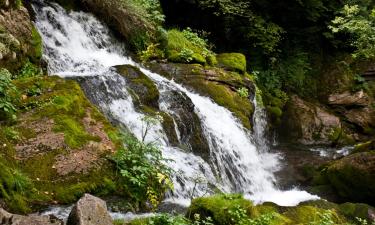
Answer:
32;0;319;209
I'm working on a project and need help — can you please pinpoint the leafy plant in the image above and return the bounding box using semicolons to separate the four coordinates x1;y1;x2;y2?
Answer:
0;68;17;121
15;60;42;79
237;87;249;98
111;115;173;210
139;43;165;62
329;5;375;59
178;48;194;63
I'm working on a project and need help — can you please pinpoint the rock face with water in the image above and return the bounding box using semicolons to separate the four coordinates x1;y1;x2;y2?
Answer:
67;194;113;225
0;208;63;225
147;62;255;129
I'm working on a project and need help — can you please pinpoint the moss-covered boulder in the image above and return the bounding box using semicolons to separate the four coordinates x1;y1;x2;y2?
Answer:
187;194;258;225
186;195;355;225
147;62;255;129
322;152;375;204
216;53;247;74
116;65;159;109
166;29;209;65
0;76;122;213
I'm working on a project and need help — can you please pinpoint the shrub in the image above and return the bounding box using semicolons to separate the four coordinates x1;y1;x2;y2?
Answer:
237;87;249;98
110;131;173;210
0;68;17;121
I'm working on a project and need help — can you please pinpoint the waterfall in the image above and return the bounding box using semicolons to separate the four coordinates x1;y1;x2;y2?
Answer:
32;0;319;208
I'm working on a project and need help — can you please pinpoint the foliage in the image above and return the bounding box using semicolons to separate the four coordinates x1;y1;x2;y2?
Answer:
15;60;42;79
166;28;214;64
125;0;165;26
237;87;249;98
139;43;165;62
329;4;375;59
0;68;17;121
110;129;173;210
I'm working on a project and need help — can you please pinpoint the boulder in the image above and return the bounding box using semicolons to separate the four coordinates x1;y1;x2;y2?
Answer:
324;152;375;204
0;208;62;225
328;90;369;106
67;194;113;225
281;95;342;145
342;107;375;132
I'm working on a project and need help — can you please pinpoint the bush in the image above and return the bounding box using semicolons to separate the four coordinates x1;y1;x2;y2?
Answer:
110;131;173;210
0;68;17;121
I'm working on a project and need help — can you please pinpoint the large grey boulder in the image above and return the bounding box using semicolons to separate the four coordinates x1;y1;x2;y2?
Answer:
67;194;113;225
0;208;62;225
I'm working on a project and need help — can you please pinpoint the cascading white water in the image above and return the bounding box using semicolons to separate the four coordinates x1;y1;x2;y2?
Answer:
33;0;319;209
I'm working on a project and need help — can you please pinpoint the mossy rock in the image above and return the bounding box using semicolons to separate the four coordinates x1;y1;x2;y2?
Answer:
217;53;247;74
187;194;257;225
116;64;160;109
283;205;346;224
323;152;375;204
0;76;123;213
352;140;375;154
146;63;255;129
166;29;207;65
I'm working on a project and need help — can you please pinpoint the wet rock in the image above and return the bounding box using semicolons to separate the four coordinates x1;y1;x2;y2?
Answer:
160;89;210;159
147;62;255;129
116;64;160;109
328;90;369;106
0;208;63;225
281;95;342;145
67;194;113;225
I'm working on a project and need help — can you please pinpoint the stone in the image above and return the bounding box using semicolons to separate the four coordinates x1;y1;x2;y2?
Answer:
324;152;375;204
328;90;369;106
67;194;113;225
281;95;342;145
0;208;63;225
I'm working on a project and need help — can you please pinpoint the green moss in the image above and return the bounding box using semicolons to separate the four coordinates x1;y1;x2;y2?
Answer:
352;140;375;154
188;78;253;129
187;194;257;225
54;116;100;148
283;206;344;224
116;65;159;108
338;203;373;221
166;29;207;65
323;152;375;202
217;53;247;74
29;26;42;63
